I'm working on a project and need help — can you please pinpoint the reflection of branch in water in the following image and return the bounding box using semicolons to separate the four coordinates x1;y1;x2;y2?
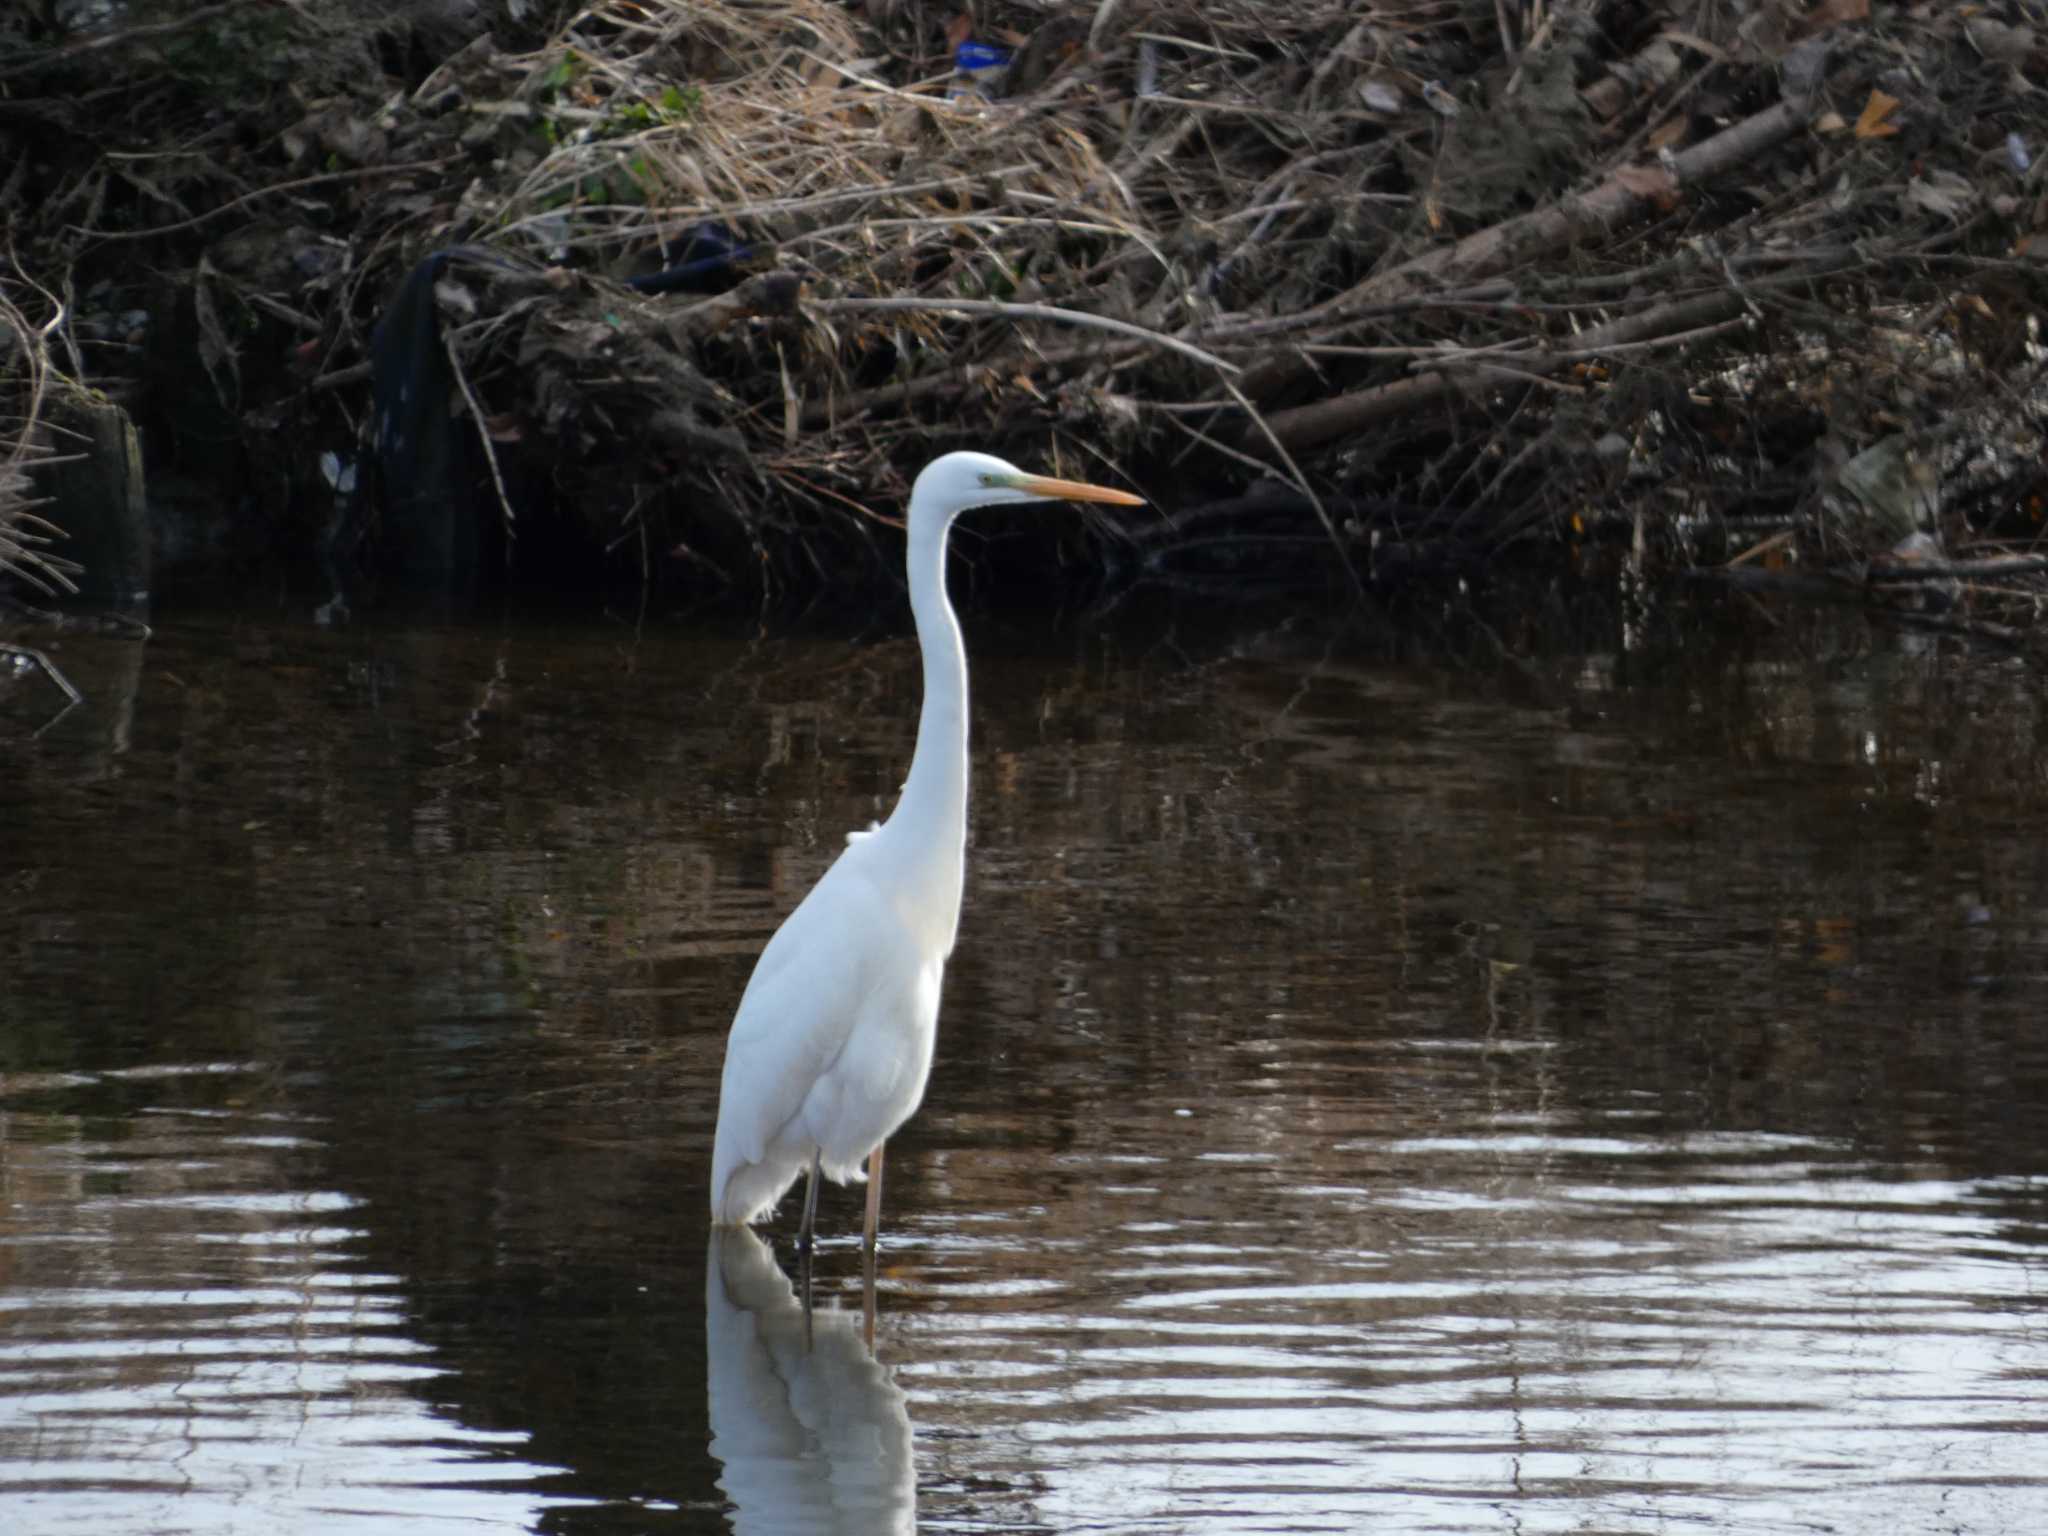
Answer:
706;1228;913;1535
3;640;83;736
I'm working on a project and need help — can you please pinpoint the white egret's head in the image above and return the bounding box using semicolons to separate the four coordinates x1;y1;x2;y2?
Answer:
909;451;1145;529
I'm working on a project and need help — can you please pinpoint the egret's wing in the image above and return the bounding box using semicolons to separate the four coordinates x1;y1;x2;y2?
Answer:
714;863;890;1172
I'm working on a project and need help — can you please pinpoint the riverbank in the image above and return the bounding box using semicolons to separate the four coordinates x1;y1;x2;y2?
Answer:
3;1;2045;622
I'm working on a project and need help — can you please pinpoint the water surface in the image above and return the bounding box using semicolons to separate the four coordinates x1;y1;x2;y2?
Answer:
3;599;2046;1534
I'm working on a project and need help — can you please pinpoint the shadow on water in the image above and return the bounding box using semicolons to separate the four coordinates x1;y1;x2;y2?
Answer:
3;591;2048;1533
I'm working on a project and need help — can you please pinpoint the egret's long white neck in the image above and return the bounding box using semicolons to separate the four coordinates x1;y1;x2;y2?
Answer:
884;496;970;944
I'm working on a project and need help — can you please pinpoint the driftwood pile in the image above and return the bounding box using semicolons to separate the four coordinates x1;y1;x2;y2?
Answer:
2;0;2047;614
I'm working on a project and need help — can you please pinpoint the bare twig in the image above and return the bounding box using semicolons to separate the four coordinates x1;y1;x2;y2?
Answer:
71;160;459;242
442;334;517;549
808;296;1241;373
1221;376;1359;593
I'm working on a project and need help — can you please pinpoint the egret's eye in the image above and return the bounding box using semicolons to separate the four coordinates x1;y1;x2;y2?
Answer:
977;473;997;487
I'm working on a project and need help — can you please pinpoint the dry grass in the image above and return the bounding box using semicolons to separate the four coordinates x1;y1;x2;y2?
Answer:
424;0;1496;563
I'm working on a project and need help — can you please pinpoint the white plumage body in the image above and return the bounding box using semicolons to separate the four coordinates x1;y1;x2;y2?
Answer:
709;833;953;1226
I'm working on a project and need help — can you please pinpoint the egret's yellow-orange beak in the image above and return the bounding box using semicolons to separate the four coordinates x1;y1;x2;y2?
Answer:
1008;474;1146;506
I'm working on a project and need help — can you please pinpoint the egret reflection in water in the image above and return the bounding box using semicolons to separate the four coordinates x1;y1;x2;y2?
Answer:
705;1229;914;1534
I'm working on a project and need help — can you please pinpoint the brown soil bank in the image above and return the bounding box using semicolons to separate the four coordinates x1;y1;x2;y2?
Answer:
3;0;2046;621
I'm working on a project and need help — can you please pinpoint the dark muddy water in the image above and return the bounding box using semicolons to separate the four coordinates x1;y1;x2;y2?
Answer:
3;599;2046;1535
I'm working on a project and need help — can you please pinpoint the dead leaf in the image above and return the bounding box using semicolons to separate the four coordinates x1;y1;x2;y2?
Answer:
1358;76;1404;115
1901;169;1975;222
1615;163;1681;209
1646;114;1688;151
1854;89;1900;139
1419;80;1460;119
432;277;478;321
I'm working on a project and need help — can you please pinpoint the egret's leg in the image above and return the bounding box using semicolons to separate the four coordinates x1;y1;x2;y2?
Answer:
861;1237;877;1351
797;1150;822;1253
862;1142;886;1252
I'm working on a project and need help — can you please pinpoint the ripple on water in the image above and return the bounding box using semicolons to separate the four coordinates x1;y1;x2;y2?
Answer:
11;610;2048;1536
880;1120;2048;1535
0;1086;574;1536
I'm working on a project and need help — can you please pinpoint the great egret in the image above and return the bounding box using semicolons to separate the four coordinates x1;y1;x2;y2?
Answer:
709;451;1145;1251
